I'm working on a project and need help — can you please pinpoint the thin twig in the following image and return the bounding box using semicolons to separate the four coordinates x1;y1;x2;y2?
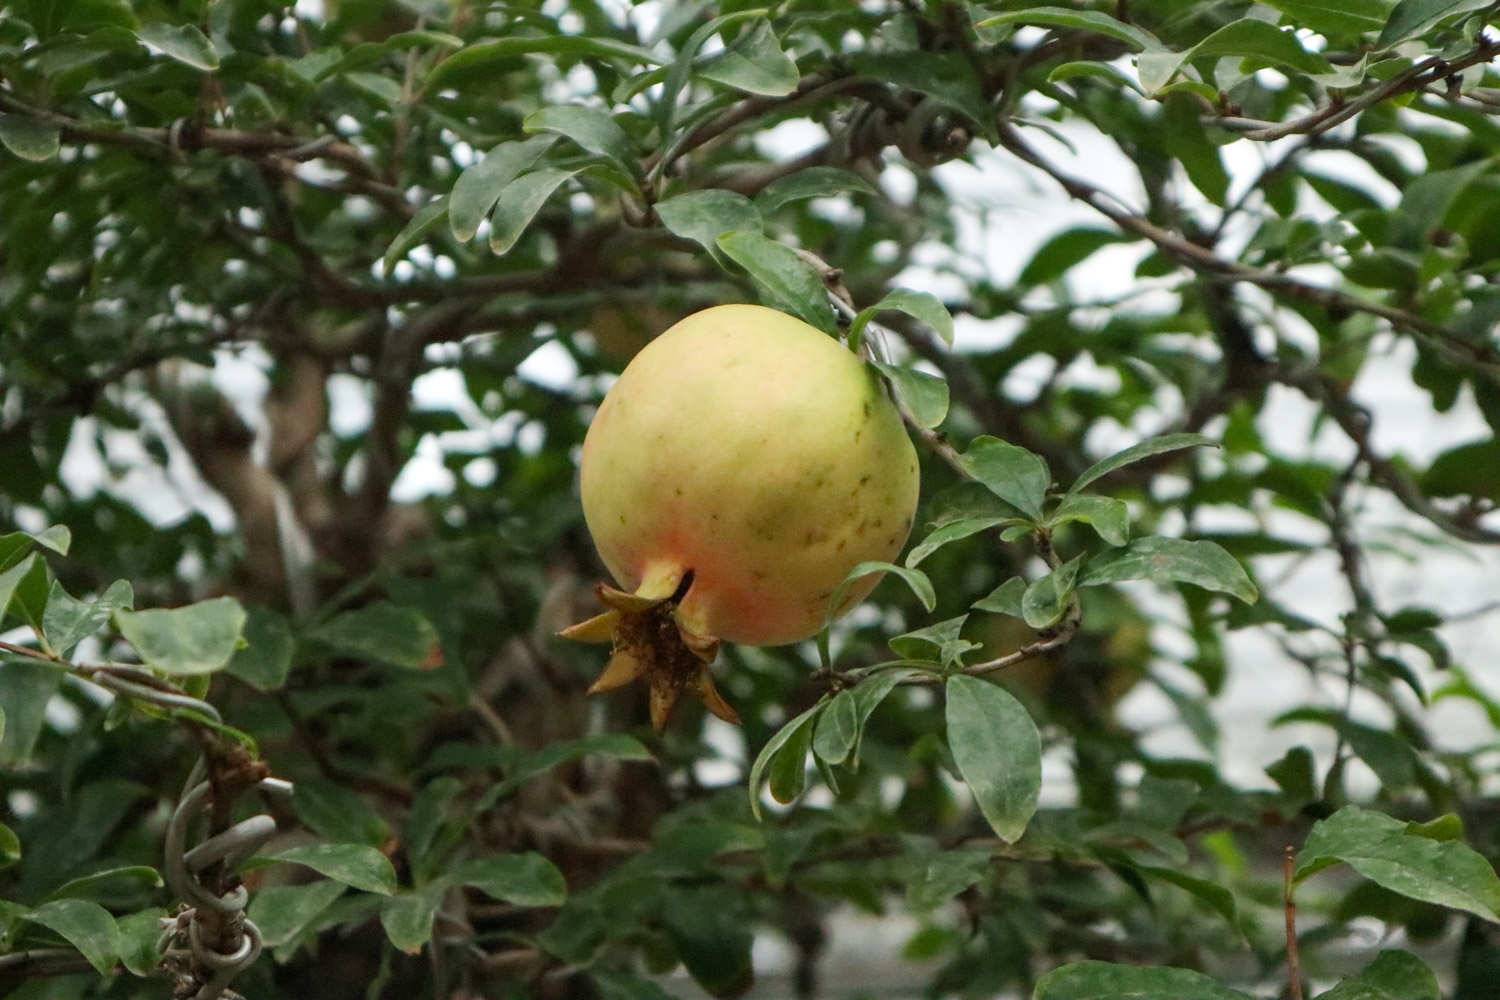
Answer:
1284;845;1304;1000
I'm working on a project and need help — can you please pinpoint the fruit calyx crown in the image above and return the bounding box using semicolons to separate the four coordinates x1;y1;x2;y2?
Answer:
559;566;740;731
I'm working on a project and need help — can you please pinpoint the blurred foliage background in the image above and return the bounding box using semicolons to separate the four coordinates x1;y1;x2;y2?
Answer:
3;1;1500;998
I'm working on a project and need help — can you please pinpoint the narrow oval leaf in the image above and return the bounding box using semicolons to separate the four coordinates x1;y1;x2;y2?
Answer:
811;689;860;765
227;607;295;691
1018;228;1130;287
272;843;398;895
973;576;1026;617
849;52;995;139
47;865;162;901
945;674;1041;843
699;18;799;97
1035;961;1255;1000
754;166;878;214
978;7;1163;51
426;36;661;91
0;115;60;161
453;853;567;907
1317;950;1440;1000
25;899;120;975
960;437;1050;520
716;230;835;333
116;909;166;977
114;596;247;675
250;881;347;949
871;361;949;430
489;168;579;255
656;189;763;257
747;701;824;819
308;602;440;671
906;515;1017;569
136;22;219;70
1071;433;1214;493
852;289;954;348
381;196;448;276
1079;537;1257;604
449;135;557;242
1378;0;1491;47
1048;494;1130;546
827;561;937;622
523;106;635;171
767;712;814;804
1296;806;1500;923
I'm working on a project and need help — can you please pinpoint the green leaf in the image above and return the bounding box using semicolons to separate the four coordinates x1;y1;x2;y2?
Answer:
249;881;346;949
715;230;835;333
1296;806;1500;922
0;821;19;870
906;515;1019;568
0;114;60;161
849;52;995;139
1138;21;1332;94
850;288;954;348
1262;0;1394;38
524;106;635;171
227;607;295;691
827;561;936;623
977;7;1162;51
489;168;579;255
748;701;824;817
1049;494;1129;546
1135;865;1241;931
656;189;763;259
960;437;1050;520
379;885;444;953
448;135;557;242
1377;0;1491;46
1421;439;1500;501
1080;537;1257;604
890;615;977;667
1035;961;1255;1000
24;898;120;975
0;657;62;766
657;10;768;136
114;596;247;675
974;576;1026;617
594;971;679;1000
660;887;754;997
1393;160;1492;251
699;18;798;97
452;853;567;907
1315;950;1440;1000
1018;228;1130;287
945;674;1041;843
425;36;661;91
871;361;949;430
1071;433;1214;493
308;602;439;670
136;22;219;71
754;166;878;214
116;909;165;977
43;578;132;657
46;865;162;900
0;553;37;621
1021;555;1082;630
905;848;992;912
271;844;397;895
381;196;448;276
294;778;390;848
811;689;859;765
767;708;815;804
9;556;51;638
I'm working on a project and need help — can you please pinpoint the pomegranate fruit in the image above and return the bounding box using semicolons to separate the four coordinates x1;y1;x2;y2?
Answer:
563;303;921;729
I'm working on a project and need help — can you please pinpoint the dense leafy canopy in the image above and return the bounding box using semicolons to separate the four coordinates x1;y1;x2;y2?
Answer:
3;0;1500;998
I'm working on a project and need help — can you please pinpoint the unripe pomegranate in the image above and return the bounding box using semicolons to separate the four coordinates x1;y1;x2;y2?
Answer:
562;304;920;729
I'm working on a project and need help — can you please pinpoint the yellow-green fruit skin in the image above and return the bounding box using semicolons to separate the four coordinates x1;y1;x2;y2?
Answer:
580;304;920;646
